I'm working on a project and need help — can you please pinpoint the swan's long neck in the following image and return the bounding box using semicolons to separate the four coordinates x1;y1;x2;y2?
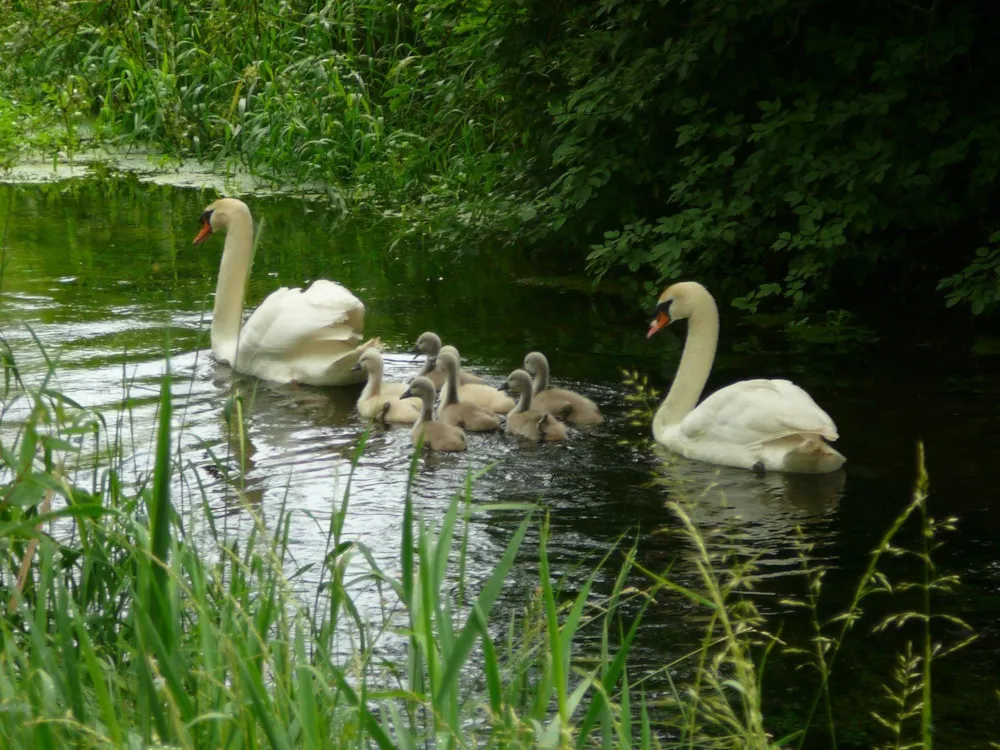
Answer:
654;294;719;431
514;386;532;414
532;361;549;395
211;210;254;364
417;392;434;425
442;362;460;406
417;356;435;377
360;361;382;399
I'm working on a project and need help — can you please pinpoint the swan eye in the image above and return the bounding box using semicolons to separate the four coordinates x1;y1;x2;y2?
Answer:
656;298;673;315
199;209;214;224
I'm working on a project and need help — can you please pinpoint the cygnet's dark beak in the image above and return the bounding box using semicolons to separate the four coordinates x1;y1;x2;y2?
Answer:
351;362;362;372
498;381;511;392
400;387;414;400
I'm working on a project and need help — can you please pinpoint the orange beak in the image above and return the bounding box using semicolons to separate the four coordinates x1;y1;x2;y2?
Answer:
192;221;212;246
647;311;670;339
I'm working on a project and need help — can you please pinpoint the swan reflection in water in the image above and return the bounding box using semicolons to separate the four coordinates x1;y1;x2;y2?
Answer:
650;445;845;559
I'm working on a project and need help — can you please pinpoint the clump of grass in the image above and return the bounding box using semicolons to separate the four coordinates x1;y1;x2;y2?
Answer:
0;342;665;748
619;369;661;446
0;0;524;245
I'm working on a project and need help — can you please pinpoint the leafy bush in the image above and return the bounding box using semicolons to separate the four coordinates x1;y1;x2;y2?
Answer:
5;0;1000;313
461;0;1000;311
938;232;1000;314
0;0;516;217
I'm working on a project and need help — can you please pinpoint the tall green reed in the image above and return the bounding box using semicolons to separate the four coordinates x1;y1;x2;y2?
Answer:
0;345;657;748
620;372;979;750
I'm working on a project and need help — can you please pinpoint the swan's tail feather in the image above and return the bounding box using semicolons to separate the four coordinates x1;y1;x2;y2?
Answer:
746;427;838;449
321;336;382;386
781;436;846;474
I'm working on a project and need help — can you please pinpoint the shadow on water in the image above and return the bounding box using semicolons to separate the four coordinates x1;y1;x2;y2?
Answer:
1;177;999;746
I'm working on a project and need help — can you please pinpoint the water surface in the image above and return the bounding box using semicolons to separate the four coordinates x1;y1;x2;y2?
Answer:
1;178;998;746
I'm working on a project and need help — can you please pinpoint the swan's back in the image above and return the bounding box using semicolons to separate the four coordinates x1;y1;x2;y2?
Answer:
439;401;501;431
656;378;844;473
680;379;838;446
506;410;568;442
458;382;515;414
533;388;603;425
244;281;364;351
414;420;467;451
237;280;374;384
358;381;421;423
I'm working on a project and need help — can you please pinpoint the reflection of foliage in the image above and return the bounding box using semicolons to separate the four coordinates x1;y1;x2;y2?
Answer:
784;310;879;349
0;179;647;376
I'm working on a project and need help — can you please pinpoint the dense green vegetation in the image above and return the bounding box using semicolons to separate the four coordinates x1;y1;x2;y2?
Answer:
3;6;998;744
0;338;979;748
3;0;1000;313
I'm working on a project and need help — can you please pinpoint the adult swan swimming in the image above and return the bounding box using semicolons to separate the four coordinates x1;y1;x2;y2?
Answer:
193;198;379;385
646;282;845;474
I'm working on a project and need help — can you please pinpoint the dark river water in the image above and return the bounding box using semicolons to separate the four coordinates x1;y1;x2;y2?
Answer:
1;178;998;747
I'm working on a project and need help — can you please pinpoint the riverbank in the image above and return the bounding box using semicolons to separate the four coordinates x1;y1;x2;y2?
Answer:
5;1;1000;315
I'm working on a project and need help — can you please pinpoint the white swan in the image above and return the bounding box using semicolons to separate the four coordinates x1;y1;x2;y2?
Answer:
647;282;845;474
193;198;379;385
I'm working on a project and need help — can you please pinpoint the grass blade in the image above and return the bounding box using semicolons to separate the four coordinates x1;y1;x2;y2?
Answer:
434;513;532;705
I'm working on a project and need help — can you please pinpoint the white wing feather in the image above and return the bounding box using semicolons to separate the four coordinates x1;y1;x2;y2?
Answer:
240;280;365;355
679;379;839;447
233;279;377;385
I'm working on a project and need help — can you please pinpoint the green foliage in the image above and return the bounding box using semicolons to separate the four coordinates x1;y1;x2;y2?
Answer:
0;0;516;225
0;97;77;172
618;368;661;436
5;0;1000;312
938;231;1000;314
456;0;1000;312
